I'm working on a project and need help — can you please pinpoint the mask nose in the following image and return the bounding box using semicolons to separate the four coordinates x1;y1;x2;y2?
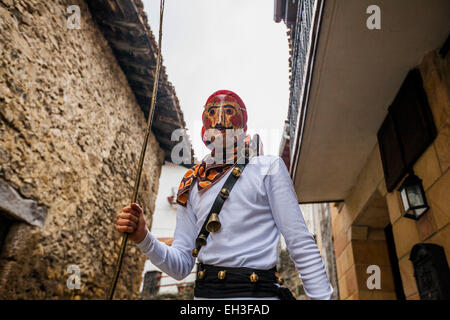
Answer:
217;107;226;127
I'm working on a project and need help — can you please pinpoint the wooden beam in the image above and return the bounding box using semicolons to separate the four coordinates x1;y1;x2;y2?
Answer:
135;93;174;110
109;0;138;20
121;65;154;80
113;46;155;60
100;19;145;35
128;73;173;87
155;114;180;126
108;38;150;54
117;57;156;72
100;27;147;44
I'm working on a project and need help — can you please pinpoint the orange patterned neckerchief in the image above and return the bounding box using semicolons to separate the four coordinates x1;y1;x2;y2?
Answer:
176;135;260;207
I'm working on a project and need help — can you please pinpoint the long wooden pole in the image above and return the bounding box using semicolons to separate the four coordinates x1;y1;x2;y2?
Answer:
106;0;165;300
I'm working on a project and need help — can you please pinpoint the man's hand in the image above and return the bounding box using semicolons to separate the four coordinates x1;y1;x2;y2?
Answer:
116;203;147;243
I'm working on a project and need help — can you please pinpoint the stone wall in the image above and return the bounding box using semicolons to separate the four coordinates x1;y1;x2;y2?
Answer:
0;0;165;299
331;49;449;300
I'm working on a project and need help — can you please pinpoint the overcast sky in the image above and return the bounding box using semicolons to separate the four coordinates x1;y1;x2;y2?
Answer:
142;0;290;160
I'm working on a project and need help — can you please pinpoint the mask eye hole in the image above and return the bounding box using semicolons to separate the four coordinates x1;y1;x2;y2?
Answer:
209;109;215;116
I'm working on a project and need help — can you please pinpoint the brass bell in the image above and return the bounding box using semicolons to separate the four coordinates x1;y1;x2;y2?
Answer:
220;188;230;199
196;234;207;247
197;270;205;279
232;167;242;177
218;270;226;280
205;213;221;233
192;248;199;258
250;272;259;283
276;277;284;285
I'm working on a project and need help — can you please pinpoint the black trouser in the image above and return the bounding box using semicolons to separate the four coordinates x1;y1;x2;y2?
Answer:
194;263;295;300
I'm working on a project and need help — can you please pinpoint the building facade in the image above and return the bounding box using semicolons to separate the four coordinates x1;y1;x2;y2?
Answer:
0;0;191;299
276;0;450;299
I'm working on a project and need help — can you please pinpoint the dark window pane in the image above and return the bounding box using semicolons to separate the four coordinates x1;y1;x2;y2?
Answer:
377;113;406;192
377;68;437;192
390;69;437;168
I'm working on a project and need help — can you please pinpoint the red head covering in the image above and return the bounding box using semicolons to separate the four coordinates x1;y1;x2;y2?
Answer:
201;90;248;148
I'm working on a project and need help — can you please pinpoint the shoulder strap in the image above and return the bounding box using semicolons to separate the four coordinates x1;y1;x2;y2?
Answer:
191;162;248;258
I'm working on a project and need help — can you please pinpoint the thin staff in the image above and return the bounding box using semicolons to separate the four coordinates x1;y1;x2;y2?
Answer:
106;0;166;300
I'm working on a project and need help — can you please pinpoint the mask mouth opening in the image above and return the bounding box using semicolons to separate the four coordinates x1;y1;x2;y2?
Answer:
210;125;234;132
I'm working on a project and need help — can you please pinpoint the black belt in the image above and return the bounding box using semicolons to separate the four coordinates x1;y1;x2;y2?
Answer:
194;263;295;299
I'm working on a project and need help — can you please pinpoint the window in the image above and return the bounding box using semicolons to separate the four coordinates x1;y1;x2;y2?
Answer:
377;68;437;192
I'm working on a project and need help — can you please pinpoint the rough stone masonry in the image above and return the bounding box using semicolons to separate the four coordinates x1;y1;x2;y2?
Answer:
0;0;166;299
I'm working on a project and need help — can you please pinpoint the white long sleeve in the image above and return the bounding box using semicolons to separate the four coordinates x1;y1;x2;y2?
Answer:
137;155;334;299
264;157;334;300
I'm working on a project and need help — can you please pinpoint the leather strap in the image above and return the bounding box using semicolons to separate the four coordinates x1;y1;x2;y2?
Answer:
193;162;248;255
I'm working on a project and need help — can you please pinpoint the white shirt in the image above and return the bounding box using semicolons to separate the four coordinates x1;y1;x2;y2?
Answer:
137;155;334;300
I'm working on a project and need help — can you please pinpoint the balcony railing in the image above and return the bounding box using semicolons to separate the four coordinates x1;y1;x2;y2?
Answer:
288;0;323;167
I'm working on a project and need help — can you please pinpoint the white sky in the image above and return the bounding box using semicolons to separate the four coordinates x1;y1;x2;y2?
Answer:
142;0;290;160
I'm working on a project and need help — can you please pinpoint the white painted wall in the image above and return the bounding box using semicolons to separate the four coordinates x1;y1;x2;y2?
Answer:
140;162;196;295
300;204;315;237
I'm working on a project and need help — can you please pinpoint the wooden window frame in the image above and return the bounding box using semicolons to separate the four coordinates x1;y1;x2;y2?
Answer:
377;68;437;192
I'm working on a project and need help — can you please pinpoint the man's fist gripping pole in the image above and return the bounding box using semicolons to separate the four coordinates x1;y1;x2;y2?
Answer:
116;203;147;244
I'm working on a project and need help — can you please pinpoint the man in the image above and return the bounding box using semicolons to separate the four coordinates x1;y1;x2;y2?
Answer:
116;90;334;300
